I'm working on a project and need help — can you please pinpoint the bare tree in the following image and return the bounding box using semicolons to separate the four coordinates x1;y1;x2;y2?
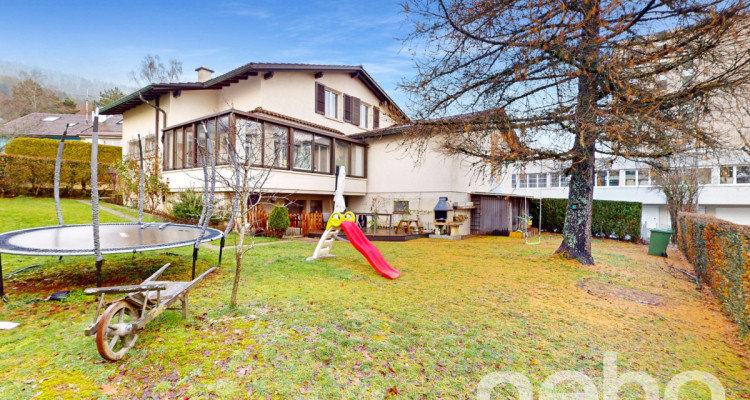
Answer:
0;76;78;120
400;0;750;264
650;154;706;236
213;113;279;308
130;54;183;85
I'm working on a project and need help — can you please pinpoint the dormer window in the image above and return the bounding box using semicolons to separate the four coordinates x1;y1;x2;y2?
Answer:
42;116;61;122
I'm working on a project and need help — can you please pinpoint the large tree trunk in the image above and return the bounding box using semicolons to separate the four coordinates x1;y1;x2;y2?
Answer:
556;141;596;265
555;0;600;265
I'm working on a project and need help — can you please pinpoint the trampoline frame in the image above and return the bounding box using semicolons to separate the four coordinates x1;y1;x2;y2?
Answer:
0;109;241;302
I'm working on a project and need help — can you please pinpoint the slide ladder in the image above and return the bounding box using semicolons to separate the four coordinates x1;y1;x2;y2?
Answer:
306;226;340;261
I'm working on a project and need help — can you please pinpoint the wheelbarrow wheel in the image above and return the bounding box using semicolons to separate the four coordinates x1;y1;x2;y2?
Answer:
96;301;140;361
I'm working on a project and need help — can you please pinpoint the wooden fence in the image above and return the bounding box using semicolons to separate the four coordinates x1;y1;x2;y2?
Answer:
247;209;323;236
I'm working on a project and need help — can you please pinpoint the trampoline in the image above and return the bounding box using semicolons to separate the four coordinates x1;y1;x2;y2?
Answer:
0;109;241;302
0;223;222;256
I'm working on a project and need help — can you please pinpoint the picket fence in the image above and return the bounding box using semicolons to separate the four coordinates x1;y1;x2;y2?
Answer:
247;209;324;236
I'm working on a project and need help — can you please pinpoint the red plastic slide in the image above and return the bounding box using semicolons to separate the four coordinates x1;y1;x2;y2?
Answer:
339;221;401;279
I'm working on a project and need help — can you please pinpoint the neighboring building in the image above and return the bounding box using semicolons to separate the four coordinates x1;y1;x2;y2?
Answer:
0;112;123;148
493;154;750;235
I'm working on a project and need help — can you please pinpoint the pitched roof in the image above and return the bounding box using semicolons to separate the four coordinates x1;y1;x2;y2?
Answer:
352;109;509;140
247;107;346;136
0;113;122;138
100;62;404;116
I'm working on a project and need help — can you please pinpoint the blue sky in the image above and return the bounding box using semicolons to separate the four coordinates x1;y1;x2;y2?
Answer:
0;0;415;110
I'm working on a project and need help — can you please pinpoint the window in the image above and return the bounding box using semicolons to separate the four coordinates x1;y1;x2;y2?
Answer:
335;140;350;173
325;89;338;119
174;127;184;169
560;174;570;187
128;139;138;158
608;170;620;187
527;173;538;188
185;125;195;168
42;116;61;122
238;118;262;164
216;115;231;165
720;166;734;184
196;123;207;161
737;166;750;184
351;144;365;177
263;124;289;168
293;131;313;171
394;201;409;214
206;118;216;152
164;130;173;170
359;104;368;128
624;170;636;186
518;174;527;189
596;171;607;186
697;168;712;185
538;173;547;188
144;135;155;155
511;174;517;188
310;200;323;213
314;136;331;173
549;173;560;188
638;169;650;186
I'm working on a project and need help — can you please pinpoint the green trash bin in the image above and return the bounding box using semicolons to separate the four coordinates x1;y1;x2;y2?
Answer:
648;228;674;257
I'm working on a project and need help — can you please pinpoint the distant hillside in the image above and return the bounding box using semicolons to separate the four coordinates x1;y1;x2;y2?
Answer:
0;60;136;102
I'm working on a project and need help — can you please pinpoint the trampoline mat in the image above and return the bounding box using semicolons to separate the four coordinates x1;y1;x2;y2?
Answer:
0;223;223;256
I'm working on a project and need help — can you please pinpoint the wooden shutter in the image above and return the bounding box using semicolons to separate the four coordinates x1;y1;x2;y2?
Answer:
315;83;325;115
343;94;352;122
351;97;361;126
373;107;380;129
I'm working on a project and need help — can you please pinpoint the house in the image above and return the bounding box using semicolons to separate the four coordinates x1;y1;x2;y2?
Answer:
0;112;123;149
100;62;510;235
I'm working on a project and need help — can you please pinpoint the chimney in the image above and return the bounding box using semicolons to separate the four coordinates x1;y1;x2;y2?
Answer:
195;65;214;83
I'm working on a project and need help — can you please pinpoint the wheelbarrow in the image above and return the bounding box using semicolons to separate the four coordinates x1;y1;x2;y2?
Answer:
84;263;216;361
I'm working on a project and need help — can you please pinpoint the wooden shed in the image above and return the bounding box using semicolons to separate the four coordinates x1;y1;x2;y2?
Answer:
470;194;529;235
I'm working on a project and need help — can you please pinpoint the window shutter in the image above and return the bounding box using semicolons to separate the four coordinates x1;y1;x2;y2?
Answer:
373;107;380;129
343;94;352;122
351;97;361;126
315;83;325;115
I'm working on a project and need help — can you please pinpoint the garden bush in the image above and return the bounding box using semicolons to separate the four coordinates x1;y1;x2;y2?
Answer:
0;154;111;197
169;189;204;223
5;137;121;164
677;213;750;336
268;204;290;238
530;198;641;242
168;189;229;224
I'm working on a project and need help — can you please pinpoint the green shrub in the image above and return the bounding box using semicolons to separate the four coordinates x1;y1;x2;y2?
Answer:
677;213;750;337
168;189;229;224
170;189;204;223
268;204;290;238
530;198;641;242
0;154;111;197
5;138;121;164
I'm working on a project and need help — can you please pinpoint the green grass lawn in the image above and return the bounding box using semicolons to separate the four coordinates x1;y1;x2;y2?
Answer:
0;197;748;399
100;201;164;223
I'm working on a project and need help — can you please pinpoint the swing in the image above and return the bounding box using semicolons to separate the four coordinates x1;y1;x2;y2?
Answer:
525;196;542;245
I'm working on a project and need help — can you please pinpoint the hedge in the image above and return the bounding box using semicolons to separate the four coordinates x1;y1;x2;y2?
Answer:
5;138;121;164
0;154;112;197
530;198;642;242
677;213;750;336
